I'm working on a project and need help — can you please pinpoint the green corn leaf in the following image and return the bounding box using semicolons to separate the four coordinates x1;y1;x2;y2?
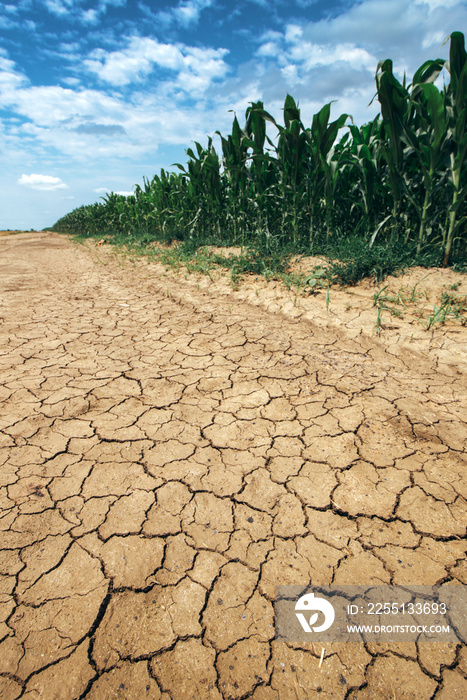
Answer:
449;31;467;100
412;59;446;87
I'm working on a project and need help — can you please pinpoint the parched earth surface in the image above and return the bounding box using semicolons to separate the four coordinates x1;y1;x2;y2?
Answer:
0;230;466;699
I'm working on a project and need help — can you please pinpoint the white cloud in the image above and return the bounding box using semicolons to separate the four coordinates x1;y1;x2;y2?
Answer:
5;84;124;127
0;17;14;29
257;42;280;58
83;36;229;93
285;24;303;43
0;2;28;29
286;40;376;72
18;174;69;190
61;76;81;86
0;69;229;167
98;0;127;8
94;187;134;196
259;30;283;42
59;42;81;54
293;0;466;59
422;31;447;49
84;38;182;85
280;64;301;85
0;56;28;96
415;0;460;8
40;0;126;23
43;0;74;17
174;0;212;27
82;8;99;23
148;0;213;29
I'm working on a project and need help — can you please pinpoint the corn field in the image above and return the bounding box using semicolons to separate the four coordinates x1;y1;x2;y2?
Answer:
51;32;467;268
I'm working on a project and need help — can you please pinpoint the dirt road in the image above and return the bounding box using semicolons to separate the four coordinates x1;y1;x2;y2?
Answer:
1;231;466;699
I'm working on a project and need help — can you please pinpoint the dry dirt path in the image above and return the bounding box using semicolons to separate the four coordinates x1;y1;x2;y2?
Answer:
0;231;466;699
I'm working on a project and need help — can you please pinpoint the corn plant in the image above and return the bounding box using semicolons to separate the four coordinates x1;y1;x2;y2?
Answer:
51;32;467;274
443;31;467;265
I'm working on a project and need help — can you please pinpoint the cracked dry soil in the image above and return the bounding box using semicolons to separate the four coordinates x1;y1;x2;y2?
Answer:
0;230;466;700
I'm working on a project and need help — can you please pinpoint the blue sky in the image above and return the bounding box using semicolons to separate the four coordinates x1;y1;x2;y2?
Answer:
1;0;466;229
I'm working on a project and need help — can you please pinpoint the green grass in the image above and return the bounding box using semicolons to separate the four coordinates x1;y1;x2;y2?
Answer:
71;226;466;301
424;290;467;328
371;277;467;332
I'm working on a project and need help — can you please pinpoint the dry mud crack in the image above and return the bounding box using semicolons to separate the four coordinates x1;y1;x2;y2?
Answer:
0;231;466;699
